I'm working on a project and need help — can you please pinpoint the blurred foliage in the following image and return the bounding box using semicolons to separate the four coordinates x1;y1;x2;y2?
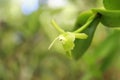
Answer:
0;0;120;80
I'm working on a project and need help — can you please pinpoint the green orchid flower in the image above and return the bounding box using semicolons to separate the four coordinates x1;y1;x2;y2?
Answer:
49;12;97;56
48;19;88;56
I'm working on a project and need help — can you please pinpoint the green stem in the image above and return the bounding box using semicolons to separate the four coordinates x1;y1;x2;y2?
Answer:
51;19;65;33
74;13;97;33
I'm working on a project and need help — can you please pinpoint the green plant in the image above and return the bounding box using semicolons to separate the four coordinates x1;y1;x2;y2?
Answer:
49;0;120;60
1;0;120;80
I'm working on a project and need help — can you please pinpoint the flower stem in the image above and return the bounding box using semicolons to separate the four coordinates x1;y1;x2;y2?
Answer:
74;13;97;33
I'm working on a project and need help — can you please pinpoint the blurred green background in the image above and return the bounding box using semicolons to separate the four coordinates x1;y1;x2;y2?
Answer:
0;0;120;80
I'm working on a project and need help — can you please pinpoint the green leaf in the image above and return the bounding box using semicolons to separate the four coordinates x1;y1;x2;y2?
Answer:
92;9;120;27
71;11;101;60
93;31;120;72
103;0;120;10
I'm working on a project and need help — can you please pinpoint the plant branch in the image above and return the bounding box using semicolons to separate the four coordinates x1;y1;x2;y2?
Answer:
74;13;97;33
